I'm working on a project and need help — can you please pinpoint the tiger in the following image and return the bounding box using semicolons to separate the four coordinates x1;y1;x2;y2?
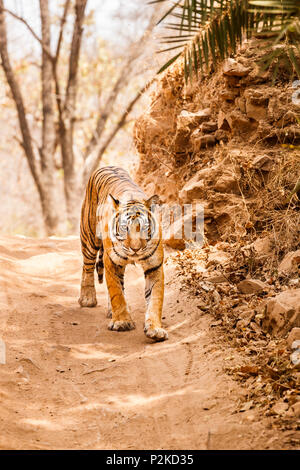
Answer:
78;166;168;342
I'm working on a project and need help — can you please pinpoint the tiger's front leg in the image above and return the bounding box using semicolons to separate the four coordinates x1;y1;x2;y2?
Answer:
144;262;168;342
104;253;135;332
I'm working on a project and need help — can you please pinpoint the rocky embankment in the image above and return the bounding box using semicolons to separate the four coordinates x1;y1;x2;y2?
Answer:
134;38;300;426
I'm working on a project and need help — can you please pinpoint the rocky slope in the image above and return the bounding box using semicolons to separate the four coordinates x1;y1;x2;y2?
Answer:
134;38;300;430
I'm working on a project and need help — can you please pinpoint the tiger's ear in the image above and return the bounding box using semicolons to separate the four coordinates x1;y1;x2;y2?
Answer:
145;194;160;211
109;194;120;210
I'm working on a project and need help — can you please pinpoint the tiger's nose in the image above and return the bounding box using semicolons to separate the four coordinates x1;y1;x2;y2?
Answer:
130;243;142;253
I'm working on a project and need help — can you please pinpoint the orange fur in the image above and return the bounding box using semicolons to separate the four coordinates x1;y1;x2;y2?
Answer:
79;166;168;342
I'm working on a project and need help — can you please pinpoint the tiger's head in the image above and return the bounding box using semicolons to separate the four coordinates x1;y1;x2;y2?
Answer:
108;194;161;259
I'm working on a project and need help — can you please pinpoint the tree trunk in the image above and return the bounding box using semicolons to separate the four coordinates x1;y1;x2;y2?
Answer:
0;0;59;236
39;0;59;234
58;0;87;231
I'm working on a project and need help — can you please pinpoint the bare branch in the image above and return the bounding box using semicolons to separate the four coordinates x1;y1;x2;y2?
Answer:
84;9;159;161
0;0;42;191
83;78;155;184
0;6;54;62
55;0;71;63
64;0;87;113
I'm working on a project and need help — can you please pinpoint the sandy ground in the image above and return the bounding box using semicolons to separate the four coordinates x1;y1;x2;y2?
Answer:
0;235;296;450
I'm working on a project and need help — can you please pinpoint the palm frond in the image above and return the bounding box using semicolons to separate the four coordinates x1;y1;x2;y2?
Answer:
152;0;300;81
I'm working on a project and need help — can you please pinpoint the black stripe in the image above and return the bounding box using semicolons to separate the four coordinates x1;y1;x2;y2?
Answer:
112;242;128;261
139;240;160;261
108;253;124;268
144;261;163;277
145;288;152;299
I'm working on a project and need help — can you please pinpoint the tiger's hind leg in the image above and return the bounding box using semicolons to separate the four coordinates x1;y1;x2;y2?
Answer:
79;246;99;307
78;177;100;308
96;245;104;284
97;247;112;317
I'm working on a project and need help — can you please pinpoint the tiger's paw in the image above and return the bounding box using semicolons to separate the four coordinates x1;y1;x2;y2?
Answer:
78;287;97;308
144;325;168;342
108;319;136;331
107;310;112;319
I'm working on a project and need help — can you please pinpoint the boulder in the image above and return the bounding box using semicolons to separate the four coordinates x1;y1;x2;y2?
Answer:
227;111;251;132
219;90;238;101
278;250;300;275
173;128;190;152
214;129;229;143
251;155;274;171
262;289;300;336
223;58;250;77
245;90;269;121
246;102;267;121
290;402;300;418
237;279;268;294
214;173;240;194
163;211;203;250
287;327;300;349
235;97;246;113
179;178;205;202
179;162;240;201
218;110;231;130
251;236;274;257
200;121;218;133
177;108;211;130
207;250;230;267
272;401;289;416
193;134;216;151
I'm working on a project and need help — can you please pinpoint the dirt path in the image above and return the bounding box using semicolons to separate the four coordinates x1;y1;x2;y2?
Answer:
0;236;294;450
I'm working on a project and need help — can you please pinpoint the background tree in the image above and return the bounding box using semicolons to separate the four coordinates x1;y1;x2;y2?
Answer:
0;0;161;234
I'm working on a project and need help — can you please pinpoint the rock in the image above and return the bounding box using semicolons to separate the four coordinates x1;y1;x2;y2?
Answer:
223;58;250;77
174;128;190;152
290;402;300;418
177;108;211;130
219;90;238;101
245;90;269;121
203;273;229;284
212;290;221;304
235;97;246;113
272;401;289;415
237;279;268;294
179;162;240;202
245;89;269;106
246;102;267;121
214;173;239;194
278;250;300;275
218;110;231;130
207;250;230;266
225;75;242;88
195;134;216;149
287;328;300;349
200;121;218;133
262;289;300;336
251;155;274;171
227;111;251;132
163;211;203;250
214;129;229;143
179;178;205;201
251;236;273;257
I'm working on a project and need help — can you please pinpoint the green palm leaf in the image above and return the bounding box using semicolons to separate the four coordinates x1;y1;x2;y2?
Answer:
152;0;300;81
